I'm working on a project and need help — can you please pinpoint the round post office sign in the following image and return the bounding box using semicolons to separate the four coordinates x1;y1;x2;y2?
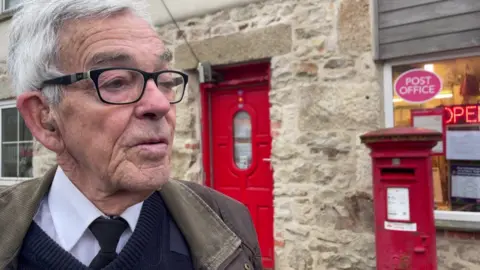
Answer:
394;69;443;103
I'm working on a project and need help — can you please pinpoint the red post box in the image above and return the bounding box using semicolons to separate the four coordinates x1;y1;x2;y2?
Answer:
360;127;442;270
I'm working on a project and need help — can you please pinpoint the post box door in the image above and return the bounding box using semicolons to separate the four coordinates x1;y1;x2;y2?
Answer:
374;158;436;269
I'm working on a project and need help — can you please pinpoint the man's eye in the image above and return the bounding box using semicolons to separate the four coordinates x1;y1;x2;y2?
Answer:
158;81;175;89
104;78;128;88
158;78;183;89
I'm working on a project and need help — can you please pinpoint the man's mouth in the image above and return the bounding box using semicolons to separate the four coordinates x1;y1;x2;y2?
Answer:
135;137;168;146
133;137;169;156
139;139;168;145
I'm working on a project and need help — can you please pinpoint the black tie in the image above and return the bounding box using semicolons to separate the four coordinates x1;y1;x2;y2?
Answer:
88;217;128;270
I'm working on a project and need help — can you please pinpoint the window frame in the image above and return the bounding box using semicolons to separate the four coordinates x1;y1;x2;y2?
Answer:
0;99;34;185
383;49;480;230
1;0;20;13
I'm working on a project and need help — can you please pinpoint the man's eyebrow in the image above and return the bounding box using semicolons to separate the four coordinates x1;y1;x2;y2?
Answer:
86;49;172;69
87;52;133;68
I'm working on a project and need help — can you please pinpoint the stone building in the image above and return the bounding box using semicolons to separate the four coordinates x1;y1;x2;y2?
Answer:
1;0;480;269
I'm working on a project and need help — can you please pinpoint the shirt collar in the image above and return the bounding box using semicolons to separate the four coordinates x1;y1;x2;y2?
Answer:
48;167;143;251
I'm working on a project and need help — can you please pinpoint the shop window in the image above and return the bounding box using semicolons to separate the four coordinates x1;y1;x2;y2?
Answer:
1;104;33;180
390;55;480;215
233;111;252;170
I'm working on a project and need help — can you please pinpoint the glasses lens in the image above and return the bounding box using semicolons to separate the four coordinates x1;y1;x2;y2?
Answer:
157;72;185;103
97;69;144;103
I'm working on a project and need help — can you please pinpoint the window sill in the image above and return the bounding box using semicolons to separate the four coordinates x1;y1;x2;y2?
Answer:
0;6;20;23
435;210;480;232
0;10;13;22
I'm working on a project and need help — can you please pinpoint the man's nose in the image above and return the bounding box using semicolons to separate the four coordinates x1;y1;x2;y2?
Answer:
134;79;171;120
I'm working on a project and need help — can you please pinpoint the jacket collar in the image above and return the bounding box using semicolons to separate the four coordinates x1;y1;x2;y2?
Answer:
0;166;240;270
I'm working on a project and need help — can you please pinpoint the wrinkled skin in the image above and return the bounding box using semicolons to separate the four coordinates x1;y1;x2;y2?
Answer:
17;11;175;215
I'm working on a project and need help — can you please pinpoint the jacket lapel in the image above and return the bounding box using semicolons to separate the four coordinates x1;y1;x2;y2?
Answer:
160;180;241;270
0;166;55;269
0;167;241;270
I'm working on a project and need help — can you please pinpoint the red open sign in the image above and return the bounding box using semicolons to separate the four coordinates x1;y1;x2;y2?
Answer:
445;105;480;125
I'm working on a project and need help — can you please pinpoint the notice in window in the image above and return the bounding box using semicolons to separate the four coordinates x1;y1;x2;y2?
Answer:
412;114;443;153
451;165;480;200
387;187;410;221
446;130;480;160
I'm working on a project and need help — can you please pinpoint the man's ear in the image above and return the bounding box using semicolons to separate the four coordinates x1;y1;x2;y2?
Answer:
16;91;64;153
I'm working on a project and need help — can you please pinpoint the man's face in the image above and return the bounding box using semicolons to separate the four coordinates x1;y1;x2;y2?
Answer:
52;11;175;191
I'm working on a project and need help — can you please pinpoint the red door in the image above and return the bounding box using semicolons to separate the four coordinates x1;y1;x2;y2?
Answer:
201;64;274;269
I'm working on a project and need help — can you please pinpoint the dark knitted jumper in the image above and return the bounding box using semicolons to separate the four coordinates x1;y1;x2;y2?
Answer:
18;192;194;270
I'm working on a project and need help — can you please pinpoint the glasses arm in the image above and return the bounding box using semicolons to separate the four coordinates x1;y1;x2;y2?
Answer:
42;72;91;87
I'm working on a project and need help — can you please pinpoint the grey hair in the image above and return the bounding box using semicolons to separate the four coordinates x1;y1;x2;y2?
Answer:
7;0;153;104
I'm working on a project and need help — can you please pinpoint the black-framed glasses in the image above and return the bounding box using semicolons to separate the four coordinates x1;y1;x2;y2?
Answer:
41;68;189;105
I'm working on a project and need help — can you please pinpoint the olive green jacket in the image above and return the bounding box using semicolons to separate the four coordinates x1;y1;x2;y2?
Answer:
0;166;263;270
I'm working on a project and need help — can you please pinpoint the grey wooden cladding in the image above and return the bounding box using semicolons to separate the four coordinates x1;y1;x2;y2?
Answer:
376;0;480;60
379;0;443;13
379;29;480;59
379;12;480;44
379;0;480;28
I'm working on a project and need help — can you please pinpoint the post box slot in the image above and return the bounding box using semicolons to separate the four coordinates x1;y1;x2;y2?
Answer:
381;168;415;177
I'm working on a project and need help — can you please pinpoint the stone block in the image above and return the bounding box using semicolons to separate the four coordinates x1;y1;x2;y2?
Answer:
297;131;353;157
310;163;337;185
269;88;295;107
187;28;211;41
338;0;372;54
334;192;374;232
293;61;319;77
274;183;310;197
297;82;381;131
230;3;258;22
207;10;231;27
456;244;480;265
324;57;354;69
292;6;329;26
288;248;314;270
285;223;310;238
293;37;327;58
279;4;295;17
174;24;292;70
355;143;374;191
355;52;380;80
295;26;332;40
211;24;236;36
272;137;306;161
175;104;195;133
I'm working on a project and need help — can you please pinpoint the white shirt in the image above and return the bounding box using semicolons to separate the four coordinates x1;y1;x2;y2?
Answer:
33;167;143;266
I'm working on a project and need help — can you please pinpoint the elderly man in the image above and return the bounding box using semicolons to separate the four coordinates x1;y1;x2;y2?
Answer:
0;0;263;269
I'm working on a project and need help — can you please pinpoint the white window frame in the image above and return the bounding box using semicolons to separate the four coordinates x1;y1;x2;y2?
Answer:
0;99;34;186
383;49;480;230
1;0;21;13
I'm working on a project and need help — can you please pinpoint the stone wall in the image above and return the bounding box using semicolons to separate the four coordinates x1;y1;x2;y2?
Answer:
437;231;480;269
157;0;381;269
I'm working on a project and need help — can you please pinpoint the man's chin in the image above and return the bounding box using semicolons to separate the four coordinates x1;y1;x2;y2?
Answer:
117;165;170;190
120;175;169;192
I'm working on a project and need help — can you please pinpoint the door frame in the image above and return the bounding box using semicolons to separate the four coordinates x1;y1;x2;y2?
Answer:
200;61;271;188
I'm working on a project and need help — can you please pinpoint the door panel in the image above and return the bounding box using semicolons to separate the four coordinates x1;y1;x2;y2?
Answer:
209;85;274;269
